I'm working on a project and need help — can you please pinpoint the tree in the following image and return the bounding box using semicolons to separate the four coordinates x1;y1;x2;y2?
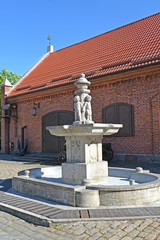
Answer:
0;68;21;149
0;68;21;85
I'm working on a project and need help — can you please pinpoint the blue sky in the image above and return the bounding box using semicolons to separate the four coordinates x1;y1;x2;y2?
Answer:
0;0;159;76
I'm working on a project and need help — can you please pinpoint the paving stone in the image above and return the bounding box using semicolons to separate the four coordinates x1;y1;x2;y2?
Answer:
143;226;154;233
0;236;16;240
52;229;66;236
95;221;107;229
100;226;112;234
127;229;139;238
109;235;121;240
133;220;144;227
103;232;114;239
97;237;107;240
73;226;87;235
0;231;8;237
110;221;121;228
83;222;97;228
144;232;160;240
121;237;133;240
57;224;72;231
66;228;75;234
124;224;137;233
150;221;160;228
138;231;149;238
75;234;89;240
52;235;71;240
118;222;129;229
63;233;77;239
115;230;127;238
134;237;144;240
137;219;153;231
85;227;99;236
88;232;102;240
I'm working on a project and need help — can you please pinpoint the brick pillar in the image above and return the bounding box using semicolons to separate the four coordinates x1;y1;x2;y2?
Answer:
1;79;12;153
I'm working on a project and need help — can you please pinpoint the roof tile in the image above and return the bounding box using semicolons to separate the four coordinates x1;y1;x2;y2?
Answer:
8;13;160;97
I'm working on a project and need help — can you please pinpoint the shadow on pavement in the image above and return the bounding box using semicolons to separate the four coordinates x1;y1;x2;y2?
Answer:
0;178;12;192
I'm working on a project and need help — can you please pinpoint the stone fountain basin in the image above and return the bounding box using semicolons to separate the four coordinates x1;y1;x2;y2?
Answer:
89;167;160;206
46;123;123;136
12;166;160;207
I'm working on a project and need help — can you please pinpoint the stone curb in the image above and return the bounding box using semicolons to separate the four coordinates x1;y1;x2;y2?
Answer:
0;202;51;227
49;215;160;225
1;200;160;226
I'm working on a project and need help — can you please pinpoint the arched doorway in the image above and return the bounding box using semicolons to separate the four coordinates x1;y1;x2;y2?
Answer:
42;110;74;153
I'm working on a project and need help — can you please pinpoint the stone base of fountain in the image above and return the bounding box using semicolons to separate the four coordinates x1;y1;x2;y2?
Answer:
62;161;108;184
12;166;160;208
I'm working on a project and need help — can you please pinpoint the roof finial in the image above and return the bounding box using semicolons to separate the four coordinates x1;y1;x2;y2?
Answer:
47;35;52;46
47;35;53;53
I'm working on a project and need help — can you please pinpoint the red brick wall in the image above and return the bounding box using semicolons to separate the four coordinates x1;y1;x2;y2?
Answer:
1;85;12;153
90;74;159;154
5;66;160;155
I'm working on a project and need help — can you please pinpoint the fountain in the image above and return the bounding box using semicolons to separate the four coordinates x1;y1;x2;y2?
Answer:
46;74;122;185
12;74;160;208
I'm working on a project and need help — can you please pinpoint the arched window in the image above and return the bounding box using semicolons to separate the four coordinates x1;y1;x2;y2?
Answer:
102;103;134;137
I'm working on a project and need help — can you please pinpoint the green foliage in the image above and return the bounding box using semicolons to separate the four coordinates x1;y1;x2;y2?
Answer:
0;68;21;85
0;68;21;103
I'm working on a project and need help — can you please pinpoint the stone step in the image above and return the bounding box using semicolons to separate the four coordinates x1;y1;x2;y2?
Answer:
12;158;59;164
25;153;58;158
12;153;59;164
23;156;58;160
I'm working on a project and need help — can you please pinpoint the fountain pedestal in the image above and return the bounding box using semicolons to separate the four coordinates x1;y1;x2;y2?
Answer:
47;123;122;184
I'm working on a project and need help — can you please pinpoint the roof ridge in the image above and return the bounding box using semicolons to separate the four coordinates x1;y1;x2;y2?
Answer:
52;12;160;54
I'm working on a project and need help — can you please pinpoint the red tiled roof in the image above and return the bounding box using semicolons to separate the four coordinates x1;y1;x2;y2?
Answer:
8;13;160;97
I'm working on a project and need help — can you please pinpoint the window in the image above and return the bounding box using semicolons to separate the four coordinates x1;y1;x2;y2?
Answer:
102;103;134;137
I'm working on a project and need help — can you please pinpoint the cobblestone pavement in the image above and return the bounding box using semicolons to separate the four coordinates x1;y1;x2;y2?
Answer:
0;211;160;240
0;156;160;239
0;158;47;180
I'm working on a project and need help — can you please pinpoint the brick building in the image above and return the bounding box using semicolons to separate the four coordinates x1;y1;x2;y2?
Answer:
1;13;160;162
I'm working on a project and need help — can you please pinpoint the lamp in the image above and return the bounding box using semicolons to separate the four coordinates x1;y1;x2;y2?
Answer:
32;103;40;116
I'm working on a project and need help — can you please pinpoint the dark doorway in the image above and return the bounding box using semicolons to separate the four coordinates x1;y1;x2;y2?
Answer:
42;110;74;153
102;103;134;137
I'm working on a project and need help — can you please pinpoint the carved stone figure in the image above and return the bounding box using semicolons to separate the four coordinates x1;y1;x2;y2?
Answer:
73;74;94;125
83;95;93;123
74;95;82;123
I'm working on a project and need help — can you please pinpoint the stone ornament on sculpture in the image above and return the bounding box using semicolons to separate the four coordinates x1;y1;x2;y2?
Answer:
73;94;94;125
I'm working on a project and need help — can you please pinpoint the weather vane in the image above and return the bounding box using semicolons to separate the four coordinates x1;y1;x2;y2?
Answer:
47;35;52;45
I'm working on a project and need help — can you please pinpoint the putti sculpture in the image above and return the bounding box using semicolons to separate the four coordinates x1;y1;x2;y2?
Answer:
47;74;122;184
73;73;93;124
